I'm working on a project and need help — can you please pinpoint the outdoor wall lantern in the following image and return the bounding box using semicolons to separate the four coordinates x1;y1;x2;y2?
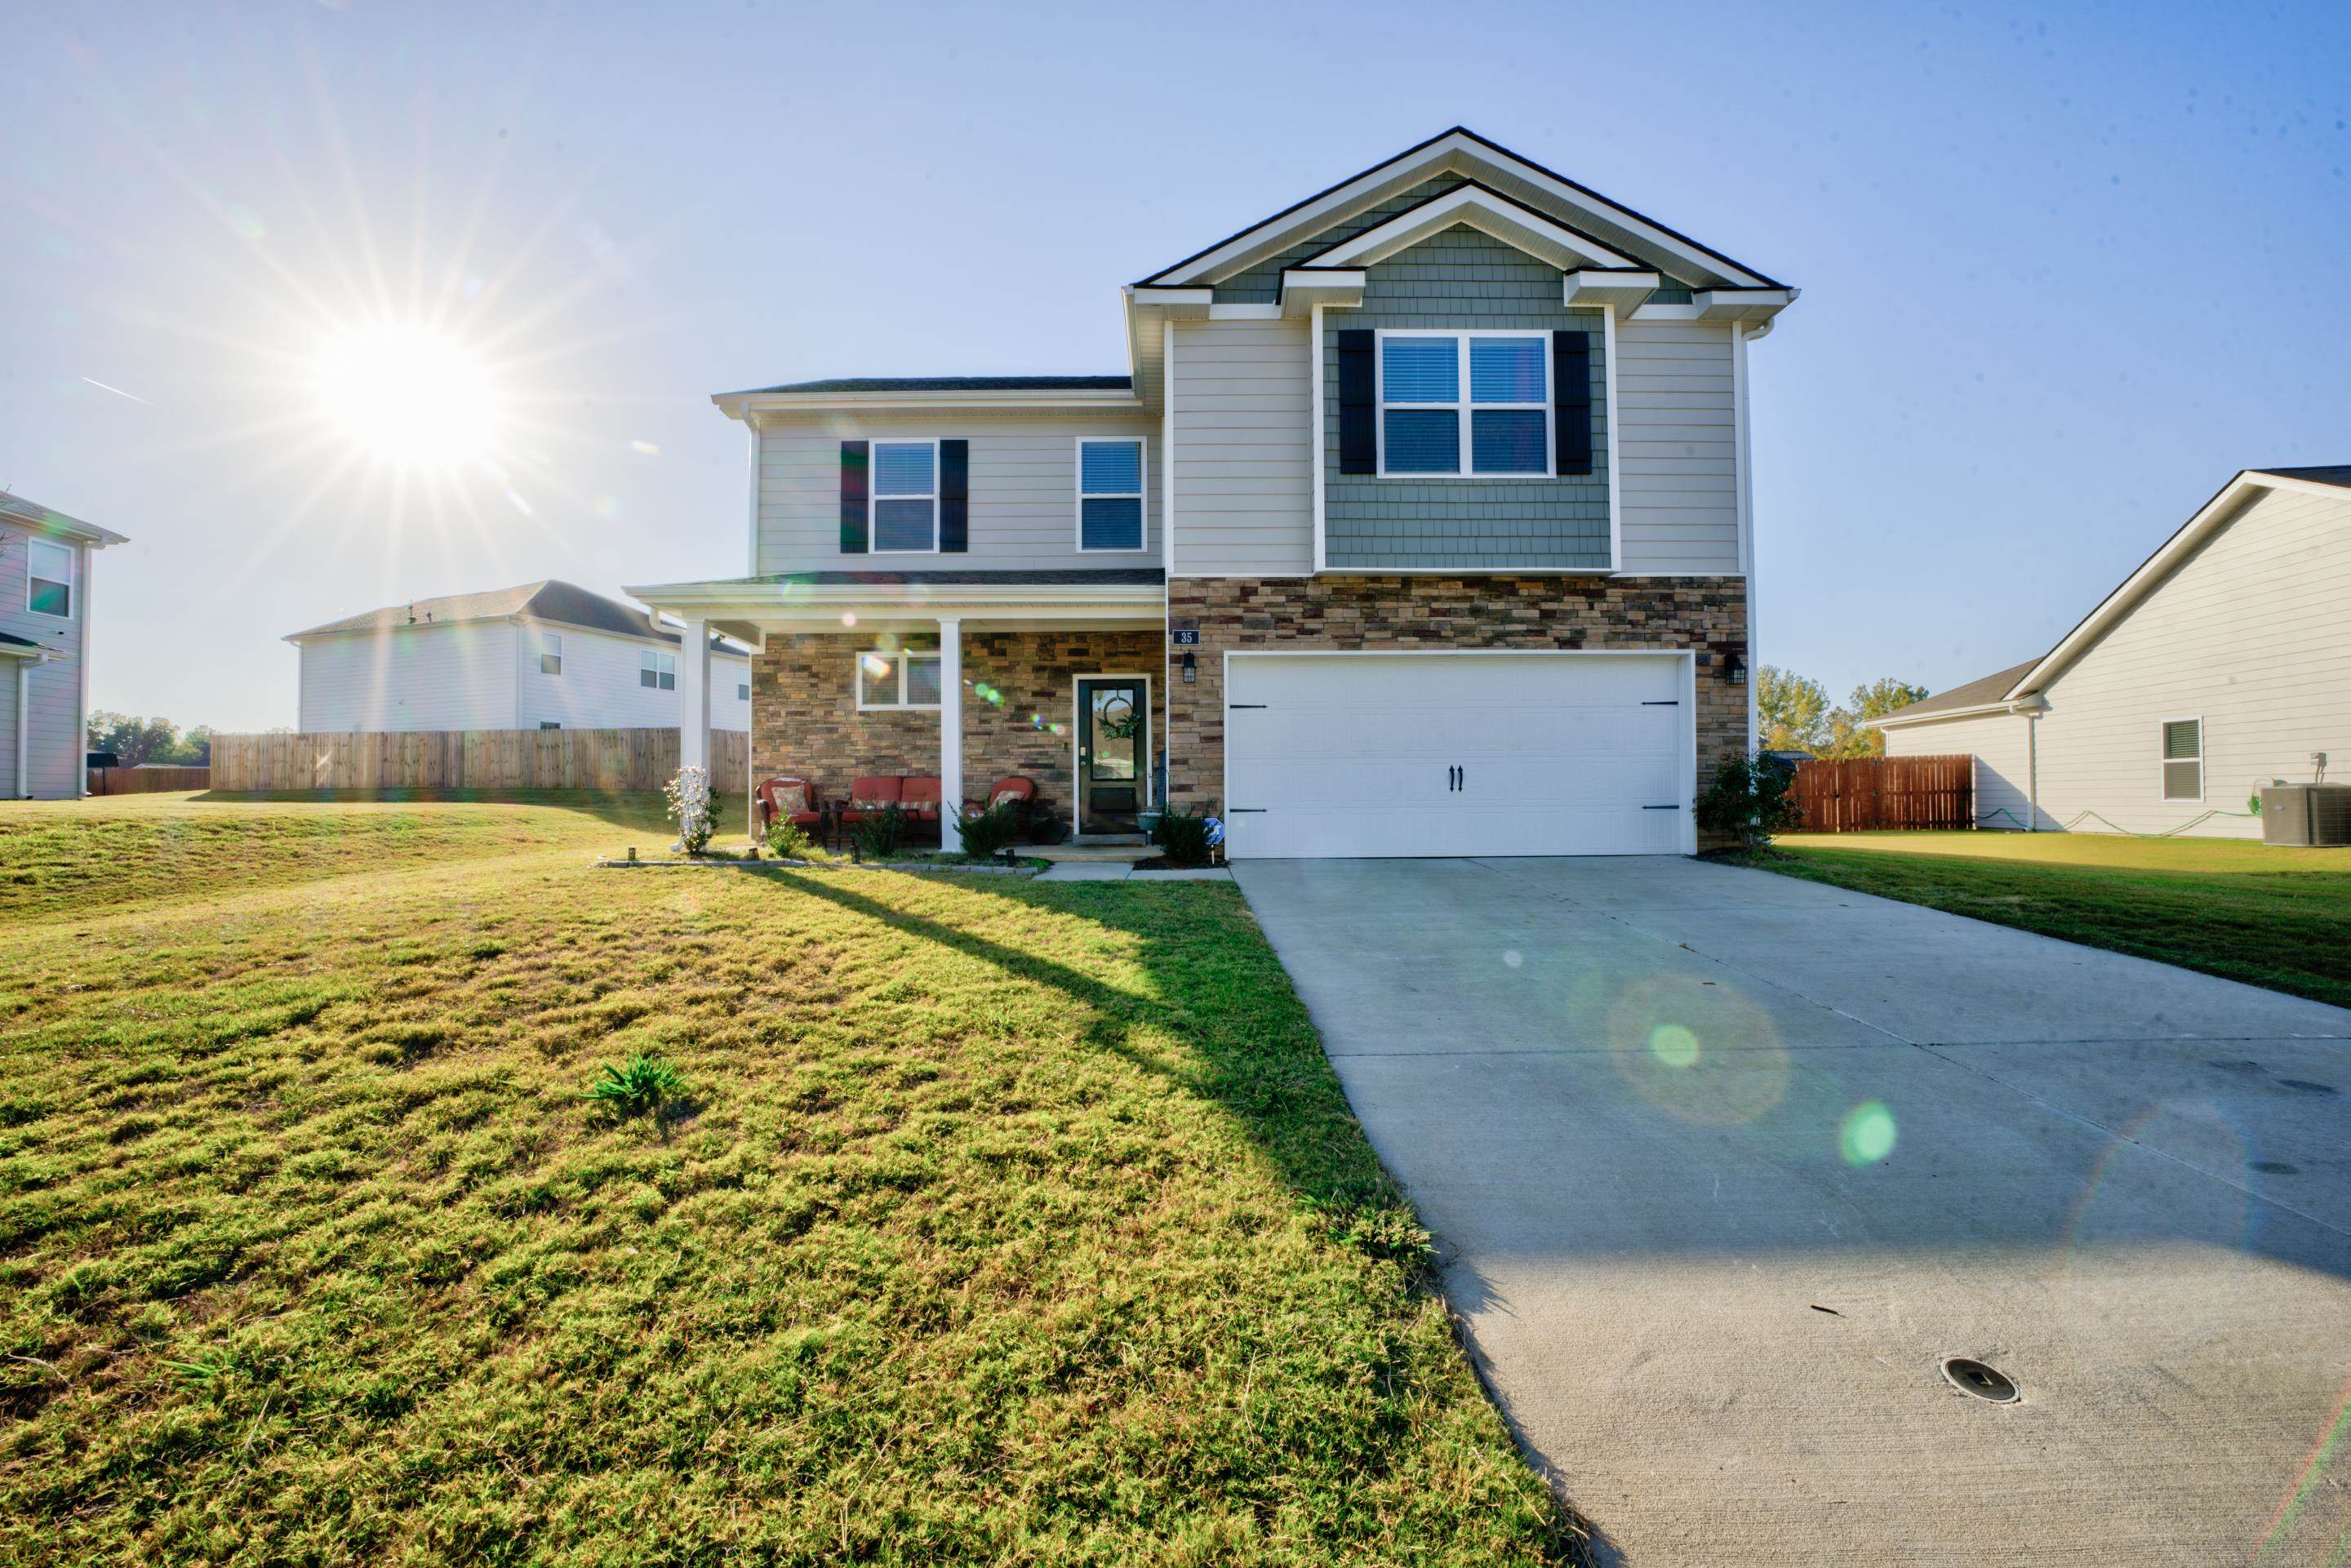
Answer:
1725;651;1746;684
1181;651;1197;683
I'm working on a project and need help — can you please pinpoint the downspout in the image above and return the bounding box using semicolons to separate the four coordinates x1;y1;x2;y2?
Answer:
2026;708;2039;832
75;540;93;797
1733;322;1759;753
15;660;29;800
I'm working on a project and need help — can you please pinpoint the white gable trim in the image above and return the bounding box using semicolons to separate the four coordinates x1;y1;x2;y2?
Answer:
1293;183;1639;273
1138;128;1779;291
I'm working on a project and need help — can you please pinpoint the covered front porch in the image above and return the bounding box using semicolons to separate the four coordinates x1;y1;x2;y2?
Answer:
622;571;1167;851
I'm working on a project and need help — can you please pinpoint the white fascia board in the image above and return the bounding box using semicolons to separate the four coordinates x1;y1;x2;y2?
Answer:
1869;696;2043;730
624;578;1165;620
1124;285;1213;317
1562;269;1660;314
712;387;1145;421
1694;287;1796;323
0;642;51;661
1278;269;1365;318
1208;302;1283;321
2001;472;2274;701
1145;131;1776;291
1300;184;1638;272
0;495;129;547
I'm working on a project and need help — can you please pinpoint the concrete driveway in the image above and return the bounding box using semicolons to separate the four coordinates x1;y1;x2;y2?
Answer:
1233;855;2351;1566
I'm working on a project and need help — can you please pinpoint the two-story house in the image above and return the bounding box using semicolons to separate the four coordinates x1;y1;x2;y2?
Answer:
2;491;130;800
629;128;1793;856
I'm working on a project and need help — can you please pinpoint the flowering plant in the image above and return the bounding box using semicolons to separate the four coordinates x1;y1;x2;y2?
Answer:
666;765;714;855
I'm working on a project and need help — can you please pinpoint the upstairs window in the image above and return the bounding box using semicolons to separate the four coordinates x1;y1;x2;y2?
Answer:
1078;438;1146;551
2161;717;2203;801
536;632;562;675
641;650;677;691
872;440;939;553
28;540;73;619
1378;332;1550;477
856;649;942;710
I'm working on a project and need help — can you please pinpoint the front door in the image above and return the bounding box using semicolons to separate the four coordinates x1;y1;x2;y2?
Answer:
1076;677;1149;834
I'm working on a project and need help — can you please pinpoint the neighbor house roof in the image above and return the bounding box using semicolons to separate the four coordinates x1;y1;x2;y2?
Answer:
0;631;51;660
1875;464;2351;729
286;580;748;654
0;491;130;548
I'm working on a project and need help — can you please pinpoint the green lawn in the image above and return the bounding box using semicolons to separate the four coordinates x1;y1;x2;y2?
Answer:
0;794;1572;1565
1730;831;2351;1008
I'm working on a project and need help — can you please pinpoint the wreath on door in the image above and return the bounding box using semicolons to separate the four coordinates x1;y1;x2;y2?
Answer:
1096;694;1141;741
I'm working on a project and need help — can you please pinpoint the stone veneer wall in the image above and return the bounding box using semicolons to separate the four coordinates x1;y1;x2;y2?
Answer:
749;630;1164;833
1164;574;1749;815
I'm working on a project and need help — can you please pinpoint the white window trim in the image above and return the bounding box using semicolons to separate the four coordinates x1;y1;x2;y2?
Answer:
28;538;74;620
1373;329;1553;480
537;631;563;675
869;438;942;555
1073;437;1149;553
853;648;944;711
641;648;678;691
2159;713;2205;802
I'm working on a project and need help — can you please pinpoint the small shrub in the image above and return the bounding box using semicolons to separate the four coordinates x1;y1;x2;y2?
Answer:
1156;803;1219;867
957;800;1020;860
766;818;816;860
1693;754;1801;850
850;805;905;861
665;766;714;855
584;1053;684;1120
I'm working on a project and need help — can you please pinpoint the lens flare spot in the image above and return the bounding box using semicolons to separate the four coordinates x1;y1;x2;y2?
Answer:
629;438;660;455
840;612;857;627
1839;1101;1897;1166
1649;1024;1700;1068
1500;948;1523;968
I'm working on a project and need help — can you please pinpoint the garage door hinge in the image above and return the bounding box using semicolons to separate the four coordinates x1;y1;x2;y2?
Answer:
1642;803;1682;811
1228;703;1269;709
1641;700;1680;706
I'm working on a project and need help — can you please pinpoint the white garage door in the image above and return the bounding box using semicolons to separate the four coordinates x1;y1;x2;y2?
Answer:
1222;652;1693;859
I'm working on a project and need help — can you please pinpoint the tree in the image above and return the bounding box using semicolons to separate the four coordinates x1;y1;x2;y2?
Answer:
86;712;211;766
1819;677;1932;759
1756;665;1829;754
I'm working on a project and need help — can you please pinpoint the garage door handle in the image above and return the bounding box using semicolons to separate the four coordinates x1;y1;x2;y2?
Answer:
1643;803;1681;811
1228;807;1267;813
1229;703;1269;710
1641;700;1680;707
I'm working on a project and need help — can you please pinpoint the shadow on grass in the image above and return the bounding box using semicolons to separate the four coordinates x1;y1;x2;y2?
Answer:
191;788;745;837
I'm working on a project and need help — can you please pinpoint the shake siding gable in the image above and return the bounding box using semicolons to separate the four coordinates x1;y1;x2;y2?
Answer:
2024;486;2351;837
1170;316;1315;575
0;522;87;798
1320;226;1611;571
756;417;1161;575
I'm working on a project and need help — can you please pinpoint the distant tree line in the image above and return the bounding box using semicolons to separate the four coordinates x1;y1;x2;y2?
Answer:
1756;669;1930;759
86;712;216;768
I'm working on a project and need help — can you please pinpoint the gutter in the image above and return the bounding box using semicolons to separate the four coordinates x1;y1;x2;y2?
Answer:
1868;695;2044;731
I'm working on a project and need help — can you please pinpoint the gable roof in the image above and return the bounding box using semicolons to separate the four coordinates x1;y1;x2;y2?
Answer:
0;491;130;548
1136;126;1785;291
1876;464;2351;729
287;580;747;654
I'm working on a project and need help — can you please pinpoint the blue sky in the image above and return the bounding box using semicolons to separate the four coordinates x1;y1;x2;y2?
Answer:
7;0;2346;731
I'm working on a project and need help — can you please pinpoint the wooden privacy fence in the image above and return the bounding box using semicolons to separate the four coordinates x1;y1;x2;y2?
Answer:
87;765;212;795
210;728;749;793
1790;753;1974;833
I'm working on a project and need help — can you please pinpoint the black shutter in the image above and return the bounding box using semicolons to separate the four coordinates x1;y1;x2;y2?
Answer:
1553;331;1593;476
939;439;969;553
1337;329;1375;475
839;440;869;553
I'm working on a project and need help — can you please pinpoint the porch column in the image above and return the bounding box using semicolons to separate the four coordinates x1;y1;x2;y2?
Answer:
938;616;963;853
678;618;711;780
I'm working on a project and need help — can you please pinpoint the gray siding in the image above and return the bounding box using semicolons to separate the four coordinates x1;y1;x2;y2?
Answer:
1321;226;1611;571
0;521;87;798
1170;316;1313;575
755;416;1161;576
1615;318;1742;573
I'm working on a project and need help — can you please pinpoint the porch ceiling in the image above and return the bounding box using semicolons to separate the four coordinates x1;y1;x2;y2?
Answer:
622;571;1166;648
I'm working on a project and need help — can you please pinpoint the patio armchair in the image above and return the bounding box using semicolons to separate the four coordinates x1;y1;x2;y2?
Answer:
755;776;825;842
962;775;1037;823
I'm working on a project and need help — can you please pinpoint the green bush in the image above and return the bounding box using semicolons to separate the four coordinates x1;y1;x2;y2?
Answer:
850;805;905;861
584;1053;684;1120
1693;754;1802;849
1156;803;1219;867
957;800;1020;860
765;818;815;860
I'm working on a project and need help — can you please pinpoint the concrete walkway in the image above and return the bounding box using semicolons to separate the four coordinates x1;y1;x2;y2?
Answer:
1233;855;2351;1566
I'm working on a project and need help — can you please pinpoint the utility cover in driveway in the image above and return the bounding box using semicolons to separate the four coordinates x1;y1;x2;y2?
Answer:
1236;855;2351;1566
1221;652;1691;859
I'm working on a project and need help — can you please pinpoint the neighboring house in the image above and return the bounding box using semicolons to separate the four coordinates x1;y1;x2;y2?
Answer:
287;580;752;734
629;127;1794;855
1877;467;2351;836
1;492;130;800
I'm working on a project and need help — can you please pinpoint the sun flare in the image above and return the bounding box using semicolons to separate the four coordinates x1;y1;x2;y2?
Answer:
309;322;502;467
